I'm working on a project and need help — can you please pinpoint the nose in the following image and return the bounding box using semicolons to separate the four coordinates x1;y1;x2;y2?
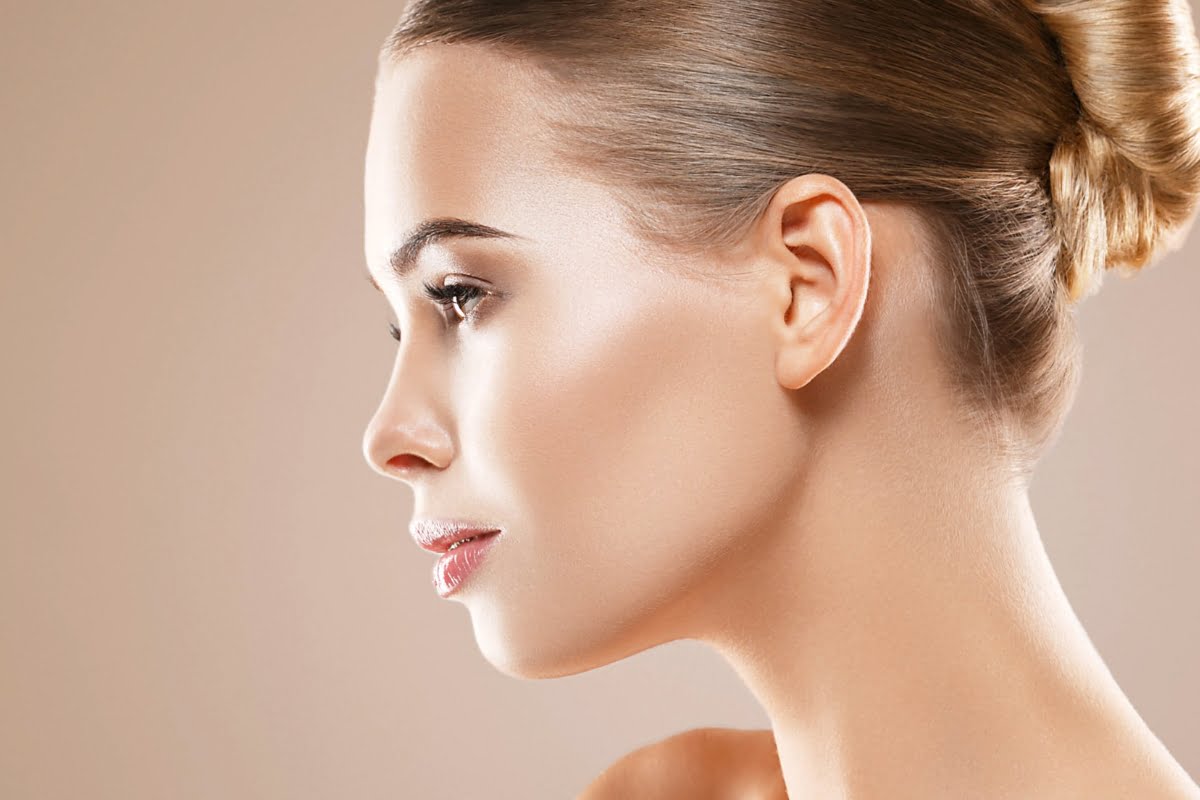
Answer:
362;417;448;482
361;350;452;483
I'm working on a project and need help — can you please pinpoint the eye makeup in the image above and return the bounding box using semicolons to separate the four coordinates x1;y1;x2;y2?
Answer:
387;279;490;341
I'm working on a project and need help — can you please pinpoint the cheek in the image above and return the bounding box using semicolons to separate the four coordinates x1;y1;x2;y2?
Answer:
468;282;800;636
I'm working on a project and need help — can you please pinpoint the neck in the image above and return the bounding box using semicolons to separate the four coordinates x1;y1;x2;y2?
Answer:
683;417;1187;799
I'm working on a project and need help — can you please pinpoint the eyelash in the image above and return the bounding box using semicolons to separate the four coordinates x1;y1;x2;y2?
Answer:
387;280;489;342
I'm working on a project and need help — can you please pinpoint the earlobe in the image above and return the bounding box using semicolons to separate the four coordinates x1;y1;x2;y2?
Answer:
764;174;872;391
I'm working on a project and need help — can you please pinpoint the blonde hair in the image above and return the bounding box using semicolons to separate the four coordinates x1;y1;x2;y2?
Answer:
382;0;1200;473
1030;0;1200;303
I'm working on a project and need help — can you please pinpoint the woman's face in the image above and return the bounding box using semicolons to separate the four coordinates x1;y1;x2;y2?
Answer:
362;45;808;678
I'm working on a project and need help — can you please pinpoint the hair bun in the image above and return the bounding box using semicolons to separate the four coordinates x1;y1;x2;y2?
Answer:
1027;0;1200;302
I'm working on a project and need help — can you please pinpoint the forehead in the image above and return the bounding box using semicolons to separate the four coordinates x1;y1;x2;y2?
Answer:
363;45;563;276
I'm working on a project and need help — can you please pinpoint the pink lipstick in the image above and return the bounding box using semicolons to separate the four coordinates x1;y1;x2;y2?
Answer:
432;531;502;597
410;519;504;597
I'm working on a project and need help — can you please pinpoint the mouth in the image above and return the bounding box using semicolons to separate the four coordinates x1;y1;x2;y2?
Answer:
445;530;500;552
431;529;503;598
410;518;504;554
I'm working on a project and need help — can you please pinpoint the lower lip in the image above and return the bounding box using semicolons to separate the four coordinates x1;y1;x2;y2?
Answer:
433;532;502;598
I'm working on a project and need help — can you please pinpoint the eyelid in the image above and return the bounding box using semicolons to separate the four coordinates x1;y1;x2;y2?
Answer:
387;276;496;342
423;279;489;317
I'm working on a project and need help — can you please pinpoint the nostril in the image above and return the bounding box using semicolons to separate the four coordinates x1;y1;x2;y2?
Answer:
386;453;432;476
363;421;451;477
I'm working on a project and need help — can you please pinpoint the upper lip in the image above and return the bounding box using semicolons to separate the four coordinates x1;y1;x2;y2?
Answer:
409;518;503;553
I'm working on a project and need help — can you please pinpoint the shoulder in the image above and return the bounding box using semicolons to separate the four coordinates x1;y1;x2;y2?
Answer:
576;727;786;800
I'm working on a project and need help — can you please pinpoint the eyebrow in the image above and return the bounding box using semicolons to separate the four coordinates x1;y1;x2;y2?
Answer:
364;217;526;291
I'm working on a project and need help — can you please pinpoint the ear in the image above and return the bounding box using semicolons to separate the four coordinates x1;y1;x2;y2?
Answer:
753;173;871;391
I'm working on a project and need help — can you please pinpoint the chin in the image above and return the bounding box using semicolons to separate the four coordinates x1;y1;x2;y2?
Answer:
465;594;687;682
468;615;609;680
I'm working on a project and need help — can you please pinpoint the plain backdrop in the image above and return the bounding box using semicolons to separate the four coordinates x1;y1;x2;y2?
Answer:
1;2;1197;798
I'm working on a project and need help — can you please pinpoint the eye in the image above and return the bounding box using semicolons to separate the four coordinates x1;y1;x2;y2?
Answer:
422;279;488;323
387;280;491;342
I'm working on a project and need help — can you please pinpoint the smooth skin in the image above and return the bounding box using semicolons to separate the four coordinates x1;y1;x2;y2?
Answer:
362;44;1200;799
576;727;787;800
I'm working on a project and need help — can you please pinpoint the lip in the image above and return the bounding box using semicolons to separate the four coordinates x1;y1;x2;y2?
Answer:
410;518;503;554
431;532;502;598
410;518;505;597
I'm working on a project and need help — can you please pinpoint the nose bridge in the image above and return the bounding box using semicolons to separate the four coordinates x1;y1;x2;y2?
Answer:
362;339;450;478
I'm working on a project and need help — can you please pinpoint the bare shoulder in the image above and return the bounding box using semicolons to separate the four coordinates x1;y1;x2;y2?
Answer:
576;726;787;800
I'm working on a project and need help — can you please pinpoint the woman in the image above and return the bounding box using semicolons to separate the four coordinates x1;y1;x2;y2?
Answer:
361;0;1200;797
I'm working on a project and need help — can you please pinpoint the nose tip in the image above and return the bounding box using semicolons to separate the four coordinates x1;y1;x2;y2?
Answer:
362;422;391;478
362;416;448;481
363;425;406;479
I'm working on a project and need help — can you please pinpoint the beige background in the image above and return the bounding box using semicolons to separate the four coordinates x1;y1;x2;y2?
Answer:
1;2;1197;798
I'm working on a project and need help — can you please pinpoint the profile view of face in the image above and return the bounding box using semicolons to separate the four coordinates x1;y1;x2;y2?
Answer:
362;45;810;679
